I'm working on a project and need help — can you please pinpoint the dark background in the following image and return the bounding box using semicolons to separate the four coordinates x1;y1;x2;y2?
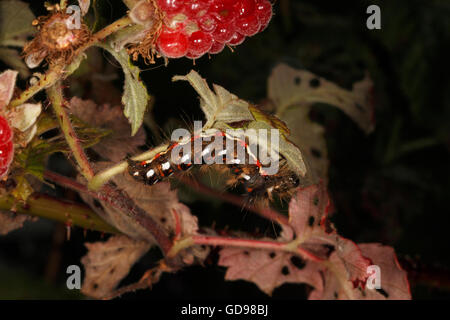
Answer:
0;0;449;299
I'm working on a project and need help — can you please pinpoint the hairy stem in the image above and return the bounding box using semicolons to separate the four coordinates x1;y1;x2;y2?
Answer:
9;16;133;108
47;82;94;180
44;171;173;254
88;144;169;190
0;193;117;234
75;16;132;54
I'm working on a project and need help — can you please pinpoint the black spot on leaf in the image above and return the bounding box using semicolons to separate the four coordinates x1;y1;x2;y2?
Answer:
355;103;365;112
310;148;322;158
294;76;301;85
309;78;320;88
269;252;276;259
334;291;338;299
323;244;335;256
93;199;102;209
313;196;319;206
376;288;389;298
281;266;290;275
243;250;250;256
290;256;306;269
308;216;315;226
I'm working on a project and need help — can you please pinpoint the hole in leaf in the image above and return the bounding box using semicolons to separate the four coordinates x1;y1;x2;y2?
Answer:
308;216;315;227
281;266;290;276
290;256;306;270
269;252;276;259
309;78;320;88
376;288;389;298
313;196;319;206
93;199;102;209
355;103;365;112
310;148;322;158
294;76;301;85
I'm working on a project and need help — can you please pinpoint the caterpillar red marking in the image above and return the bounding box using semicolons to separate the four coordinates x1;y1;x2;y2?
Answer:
127;128;300;201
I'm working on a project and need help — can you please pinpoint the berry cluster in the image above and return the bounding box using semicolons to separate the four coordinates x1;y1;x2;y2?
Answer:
155;0;273;59
0;116;13;178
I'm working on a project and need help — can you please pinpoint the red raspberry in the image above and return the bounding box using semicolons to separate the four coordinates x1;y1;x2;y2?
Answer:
184;0;210;18
211;21;234;43
188;31;213;55
0;116;12;145
228;32;245;45
157;0;184;14
235;14;260;36
209;40;225;54
157;27;189;58
0;140;13;168
0;115;13;178
235;0;256;17
255;0;272;31
210;0;237;23
186;51;204;60
153;0;273;59
198;13;217;32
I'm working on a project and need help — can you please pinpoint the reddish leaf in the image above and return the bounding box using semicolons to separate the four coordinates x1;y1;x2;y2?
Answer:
0;70;17;109
81;235;151;299
218;185;398;298
309;243;411;300
0;211;35;235
219;245;323;295
69;97;146;162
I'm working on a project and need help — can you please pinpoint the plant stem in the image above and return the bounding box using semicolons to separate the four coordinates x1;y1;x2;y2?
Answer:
168;234;323;262
75;16;132;54
44;171;173;254
9;66;63;108
47;82;94;180
88;144;169;190
0;193;117;234
9;16;133;109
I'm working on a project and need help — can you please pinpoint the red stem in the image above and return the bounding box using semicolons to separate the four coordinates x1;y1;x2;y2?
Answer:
191;234;324;262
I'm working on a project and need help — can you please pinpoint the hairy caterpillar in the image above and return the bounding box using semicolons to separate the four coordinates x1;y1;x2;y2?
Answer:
127;127;300;201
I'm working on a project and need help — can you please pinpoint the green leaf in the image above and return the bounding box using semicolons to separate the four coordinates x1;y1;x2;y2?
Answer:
64;53;87;78
0;48;30;78
173;70;254;129
97;43;150;136
0;0;35;47
269;64;375;133
11;175;33;202
267;63;375;182
247;121;308;179
173;70;308;179
15;115;110;180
